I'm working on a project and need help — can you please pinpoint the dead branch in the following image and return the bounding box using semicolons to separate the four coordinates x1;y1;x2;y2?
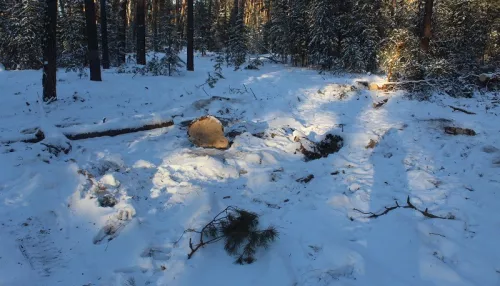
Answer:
448;105;476;115
353;196;454;220
373;98;389;109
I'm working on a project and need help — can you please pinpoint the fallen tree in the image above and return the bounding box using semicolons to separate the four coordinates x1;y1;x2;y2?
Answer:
2;119;174;145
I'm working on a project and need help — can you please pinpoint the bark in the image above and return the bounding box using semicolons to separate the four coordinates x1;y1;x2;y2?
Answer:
152;0;158;51
187;0;194;71
420;0;434;53
136;0;146;65
85;0;102;81
100;0;110;69
118;0;127;64
43;0;58;102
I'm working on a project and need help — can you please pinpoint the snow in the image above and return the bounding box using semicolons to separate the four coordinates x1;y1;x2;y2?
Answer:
1;52;499;286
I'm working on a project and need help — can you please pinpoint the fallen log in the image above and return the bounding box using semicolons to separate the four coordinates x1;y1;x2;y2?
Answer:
2;119;174;144
65;120;173;140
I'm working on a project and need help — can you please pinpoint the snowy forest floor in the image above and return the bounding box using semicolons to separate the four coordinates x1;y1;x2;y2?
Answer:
1;52;499;286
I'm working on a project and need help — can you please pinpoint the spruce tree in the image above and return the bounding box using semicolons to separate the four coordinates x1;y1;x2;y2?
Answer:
227;0;247;69
59;0;87;73
269;0;289;62
1;0;44;69
85;0;102;81
43;0;58;102
289;0;309;66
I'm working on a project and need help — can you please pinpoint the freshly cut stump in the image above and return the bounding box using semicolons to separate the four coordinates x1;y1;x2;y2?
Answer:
188;115;229;149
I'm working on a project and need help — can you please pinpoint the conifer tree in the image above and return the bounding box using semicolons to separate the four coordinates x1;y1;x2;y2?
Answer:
227;0;247;69
85;0;102;80
1;0;44;69
59;0;87;73
269;0;289;62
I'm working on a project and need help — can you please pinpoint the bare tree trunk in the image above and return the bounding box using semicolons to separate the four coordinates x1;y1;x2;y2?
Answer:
118;0;127;64
100;0;110;69
43;0;58;102
136;0;146;64
187;0;194;71
85;0;102;81
420;0;434;53
152;0;158;51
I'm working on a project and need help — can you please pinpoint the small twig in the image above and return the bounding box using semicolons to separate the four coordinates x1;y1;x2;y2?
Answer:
202;87;210;97
448;105;476;115
429;232;446;238
249;87;258;100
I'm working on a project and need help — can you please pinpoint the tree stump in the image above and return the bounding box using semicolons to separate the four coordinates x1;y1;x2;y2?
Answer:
188;115;229;149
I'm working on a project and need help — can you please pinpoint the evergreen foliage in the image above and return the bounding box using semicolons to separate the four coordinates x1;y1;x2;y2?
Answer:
0;0;497;94
186;206;278;264
59;0;87;74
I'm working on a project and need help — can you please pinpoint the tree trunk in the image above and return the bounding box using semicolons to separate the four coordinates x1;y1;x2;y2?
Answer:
118;0;127;64
136;0;146;64
85;0;102;81
43;0;58;102
100;0;110;68
100;0;110;69
152;0;158;51
187;0;194;70
420;0;434;53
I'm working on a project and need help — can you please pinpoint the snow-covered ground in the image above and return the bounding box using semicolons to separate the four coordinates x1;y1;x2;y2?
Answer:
1;53;499;286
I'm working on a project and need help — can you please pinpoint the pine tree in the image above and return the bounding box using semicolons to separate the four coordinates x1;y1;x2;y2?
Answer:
340;0;381;73
194;0;211;55
100;0;110;68
187;0;194;70
269;0;289;62
59;0;87;73
227;0;247;69
1;0;44;69
308;0;340;70
85;0;102;80
43;0;58;102
162;0;185;75
136;0;146;65
212;0;229;51
288;0;309;66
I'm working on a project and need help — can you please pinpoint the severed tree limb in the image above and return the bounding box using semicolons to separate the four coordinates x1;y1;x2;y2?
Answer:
448;105;476;115
353;196;455;220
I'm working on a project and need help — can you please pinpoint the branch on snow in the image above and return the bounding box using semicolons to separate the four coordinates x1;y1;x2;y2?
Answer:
448;105;476;115
353;196;455;220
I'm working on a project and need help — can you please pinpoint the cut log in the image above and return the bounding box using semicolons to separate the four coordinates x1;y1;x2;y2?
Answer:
187;115;229;149
369;83;380;91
